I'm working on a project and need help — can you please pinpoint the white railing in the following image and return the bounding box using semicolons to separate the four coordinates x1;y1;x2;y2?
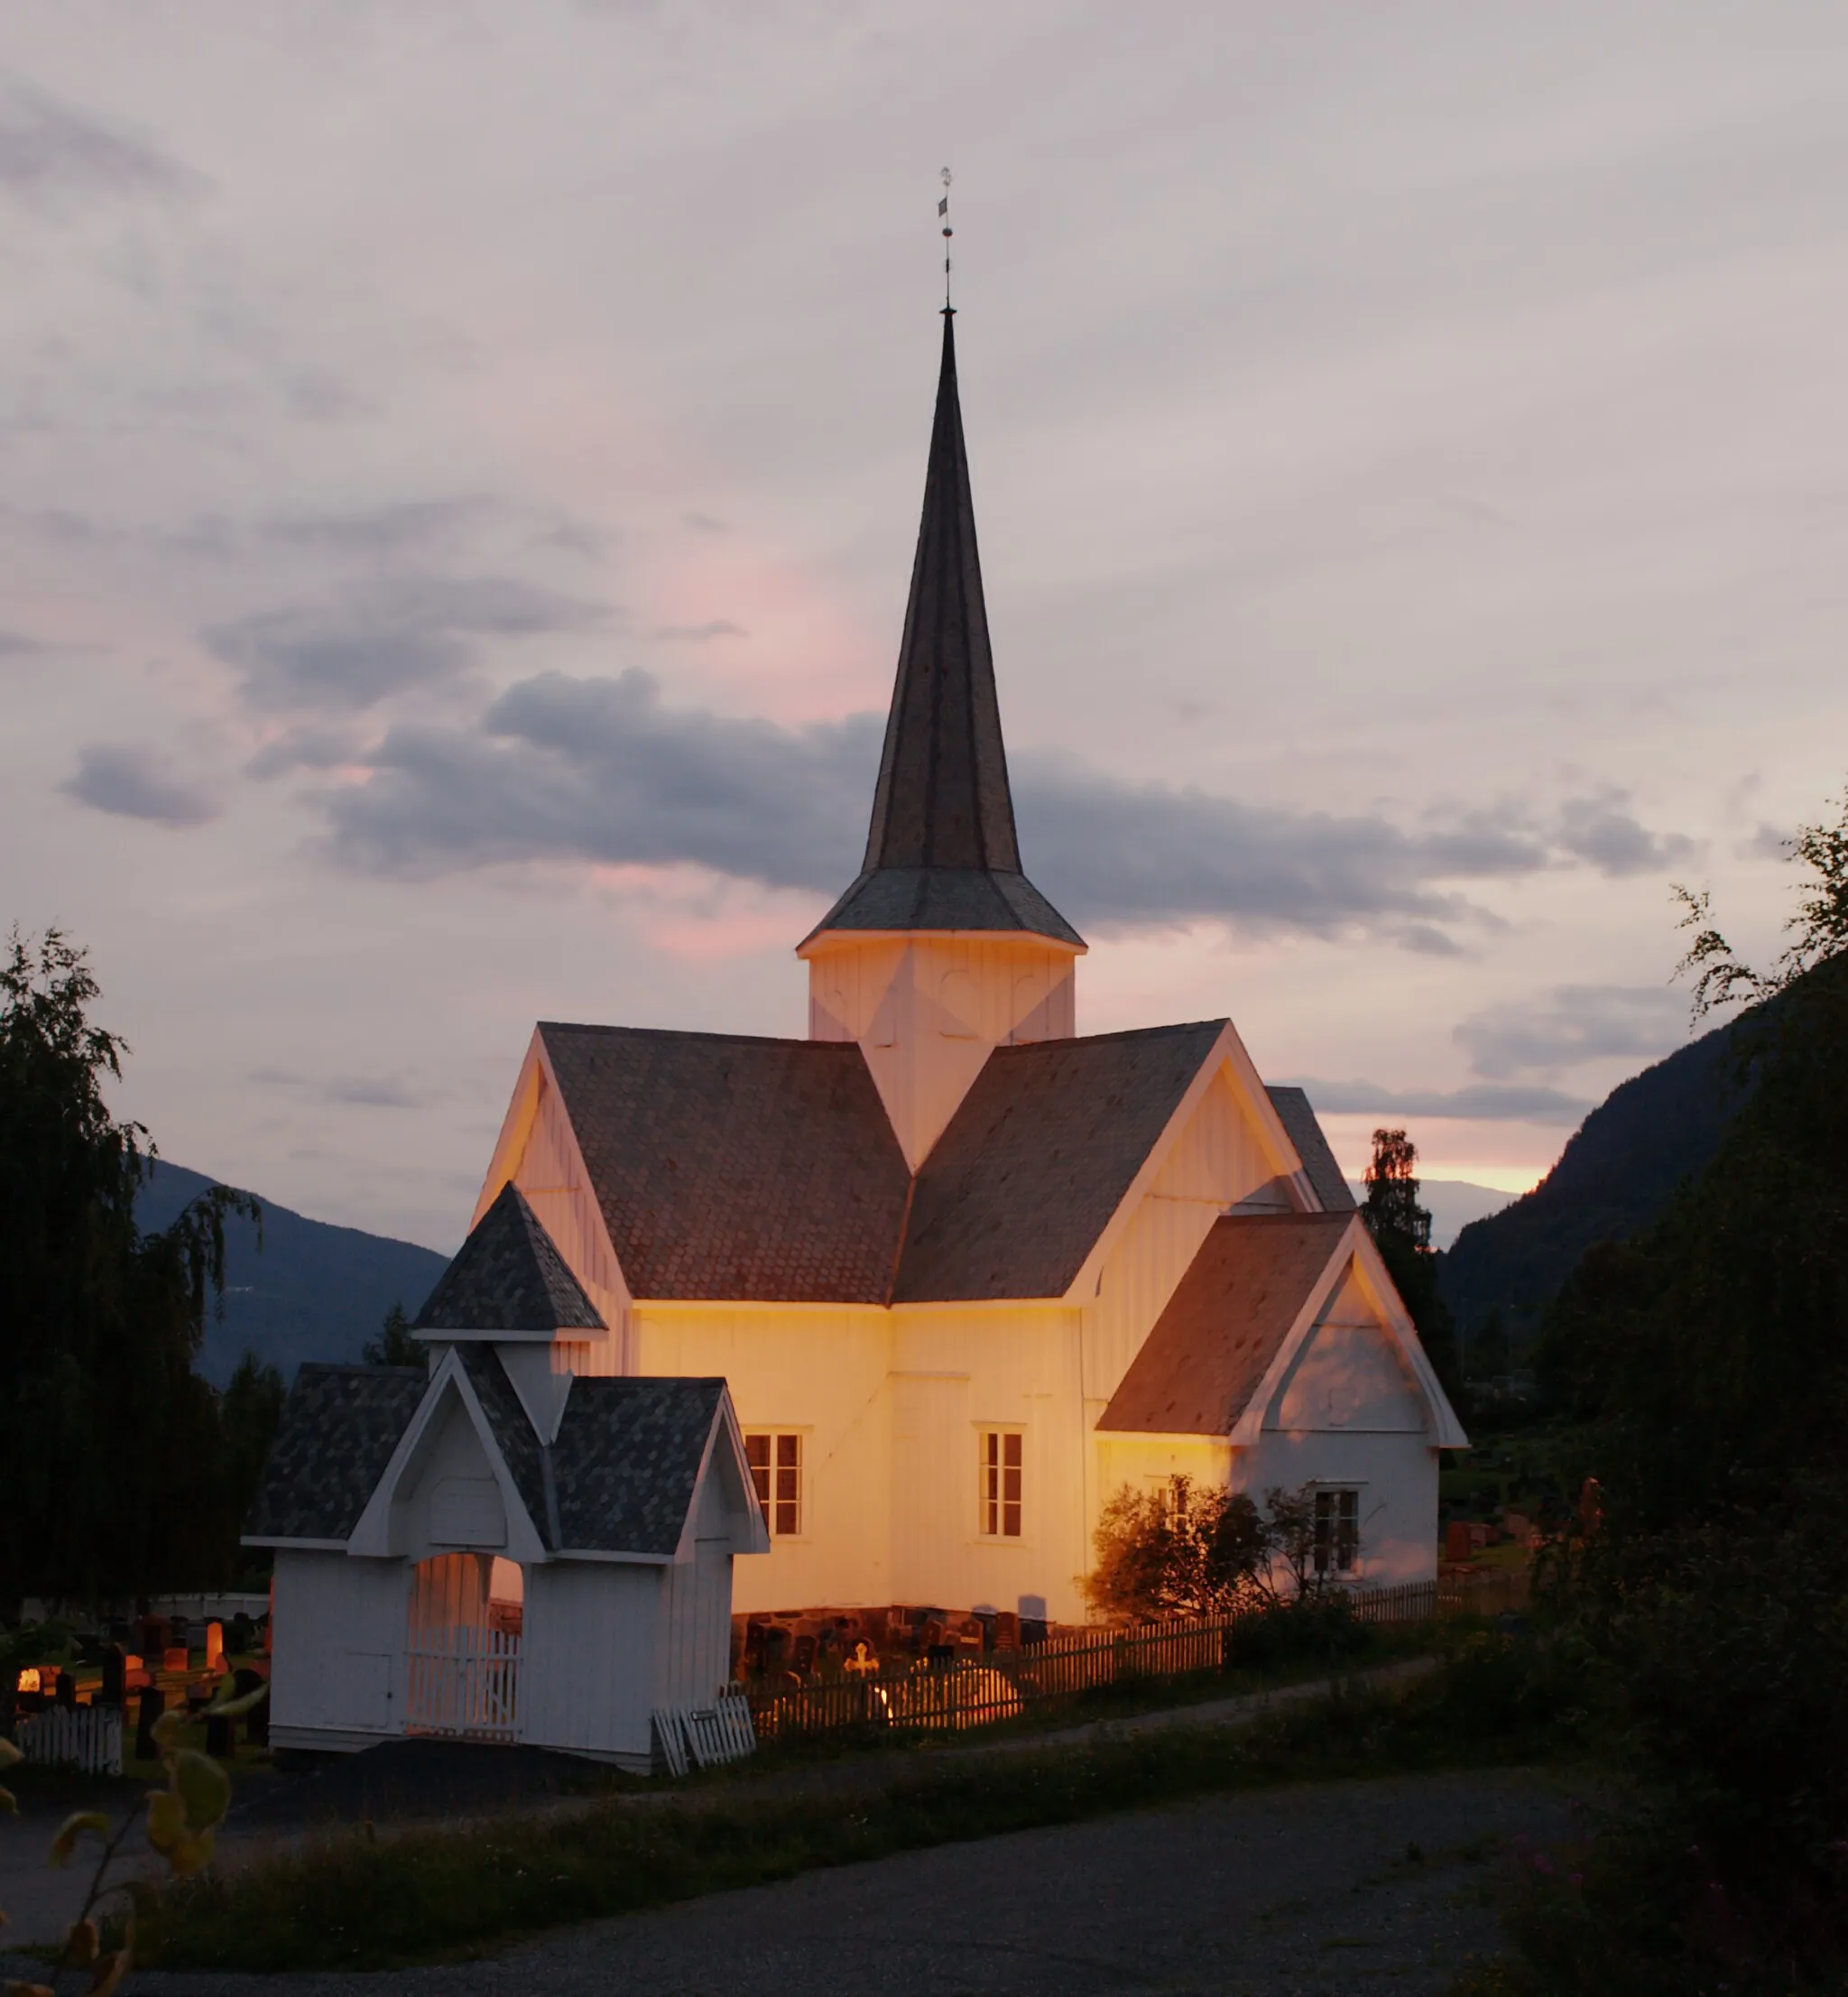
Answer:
404;1624;521;1741
14;1705;124;1776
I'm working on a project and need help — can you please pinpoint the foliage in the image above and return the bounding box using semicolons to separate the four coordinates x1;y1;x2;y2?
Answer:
1488;789;1848;1991
1085;1478;1341;1622
0;928;273;1600
0;1674;266;1996
362;1301;421;1368
1363;1127;1463;1398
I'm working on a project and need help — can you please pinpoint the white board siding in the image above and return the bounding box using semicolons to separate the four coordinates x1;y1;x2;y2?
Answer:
520;1561;661;1764
270;1549;409;1739
1270;1317;1428;1436
1236;1431;1440;1585
638;1305;894;1614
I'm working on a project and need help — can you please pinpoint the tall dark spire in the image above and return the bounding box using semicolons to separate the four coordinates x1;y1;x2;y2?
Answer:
803;312;1082;949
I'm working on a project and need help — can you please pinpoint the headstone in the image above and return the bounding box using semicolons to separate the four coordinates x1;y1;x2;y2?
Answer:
162;1647;189;1675
54;1669;77;1708
1020;1616;1048;1647
228;1613;255;1656
205;1622;225;1672
1445;1520;1473;1564
205;1710;235;1758
135;1686;165;1761
167;1616;190;1654
99;1645;126;1708
137;1615;165;1660
233;1669;268;1746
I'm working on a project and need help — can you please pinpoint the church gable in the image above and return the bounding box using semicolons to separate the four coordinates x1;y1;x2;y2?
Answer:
1269;1267;1428;1434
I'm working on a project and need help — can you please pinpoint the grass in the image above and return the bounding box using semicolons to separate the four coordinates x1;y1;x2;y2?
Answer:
133;1635;1580;1974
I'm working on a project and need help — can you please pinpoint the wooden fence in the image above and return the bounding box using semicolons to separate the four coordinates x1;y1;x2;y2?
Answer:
745;1576;1502;1743
404;1625;521;1741
14;1704;123;1777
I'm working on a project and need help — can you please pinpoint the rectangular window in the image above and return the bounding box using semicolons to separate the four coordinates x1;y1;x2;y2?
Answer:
1313;1488;1360;1575
745;1432;802;1538
980;1430;1022;1539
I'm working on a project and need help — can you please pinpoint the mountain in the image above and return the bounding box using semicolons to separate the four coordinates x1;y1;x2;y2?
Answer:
1345;1179;1514;1251
134;1160;451;1387
1437;1017;1749;1354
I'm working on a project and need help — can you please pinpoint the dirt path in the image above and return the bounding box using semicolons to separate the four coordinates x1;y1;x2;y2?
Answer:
110;1765;1572;1995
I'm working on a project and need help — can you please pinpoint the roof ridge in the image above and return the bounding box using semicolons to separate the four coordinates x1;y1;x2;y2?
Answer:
540;1022;844;1051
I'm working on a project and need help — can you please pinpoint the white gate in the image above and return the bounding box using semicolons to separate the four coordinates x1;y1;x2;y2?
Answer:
404;1624;521;1740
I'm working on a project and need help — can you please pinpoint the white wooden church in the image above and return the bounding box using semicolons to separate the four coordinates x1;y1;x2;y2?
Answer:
250;309;1465;1761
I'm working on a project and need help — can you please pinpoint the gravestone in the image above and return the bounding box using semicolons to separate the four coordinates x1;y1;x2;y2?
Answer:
135;1687;165;1761
99;1645;125;1707
204;1622;225;1673
54;1670;77;1708
205;1709;235;1758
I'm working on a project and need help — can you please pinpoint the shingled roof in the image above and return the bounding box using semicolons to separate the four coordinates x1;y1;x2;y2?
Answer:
551;1376;730;1557
1099;1213;1354;1435
1265;1086;1356;1214
804;311;1080;951
414;1182;606;1334
538;1018;1270;1304
245;1364;428;1543
539;1024;912;1303
894;1022;1230;1301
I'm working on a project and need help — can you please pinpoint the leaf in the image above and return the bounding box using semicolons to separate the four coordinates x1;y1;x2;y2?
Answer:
4;1980;55;1996
145;1789;186;1855
208;1678;270;1720
0;1739;21;1770
0;1785;16;1816
88;1950;132;1997
150;1708;187;1757
48;1812;112;1869
171;1749;231;1831
165;1828;215;1879
65;1917;99;1965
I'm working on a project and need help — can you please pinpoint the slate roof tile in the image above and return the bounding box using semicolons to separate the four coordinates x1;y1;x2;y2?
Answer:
551;1377;728;1558
1098;1212;1354;1435
1265;1086;1356;1213
892;1022;1228;1301
414;1183;605;1333
245;1364;427;1542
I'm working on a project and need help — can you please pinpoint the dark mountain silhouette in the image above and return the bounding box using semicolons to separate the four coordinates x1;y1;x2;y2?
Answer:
1437;1016;1751;1358
135;1160;450;1386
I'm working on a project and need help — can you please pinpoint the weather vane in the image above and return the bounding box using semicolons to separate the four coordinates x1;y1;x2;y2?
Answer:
938;166;953;309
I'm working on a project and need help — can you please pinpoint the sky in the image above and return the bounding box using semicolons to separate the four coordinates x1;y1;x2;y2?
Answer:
5;2;1846;1253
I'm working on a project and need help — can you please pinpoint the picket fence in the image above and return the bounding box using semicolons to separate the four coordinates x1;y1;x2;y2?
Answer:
746;1578;1460;1743
404;1625;520;1741
14;1704;124;1777
652;1691;757;1777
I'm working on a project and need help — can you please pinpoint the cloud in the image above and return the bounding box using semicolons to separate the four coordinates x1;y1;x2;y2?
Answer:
649;620;746;641
0;628;45;658
0;74;199;205
1281;1077;1594;1125
204;576;609;710
1453;983;1688;1080
249;1066;420;1109
245;723;371;780
325;669;874;884
60;744;219;828
683;512;728;533
311;669;1680;941
1555;790;1696;875
259;496;605;562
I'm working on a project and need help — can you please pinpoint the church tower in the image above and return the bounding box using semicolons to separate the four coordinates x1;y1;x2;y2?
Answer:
799;310;1085;1169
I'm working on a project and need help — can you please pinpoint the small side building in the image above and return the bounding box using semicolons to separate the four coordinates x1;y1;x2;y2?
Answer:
245;1186;768;1769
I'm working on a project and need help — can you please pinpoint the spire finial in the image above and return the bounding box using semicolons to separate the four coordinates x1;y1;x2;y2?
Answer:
938;166;953;310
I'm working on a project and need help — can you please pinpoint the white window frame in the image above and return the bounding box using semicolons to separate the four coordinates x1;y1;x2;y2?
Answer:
744;1430;805;1539
1311;1485;1361;1576
977;1428;1024;1540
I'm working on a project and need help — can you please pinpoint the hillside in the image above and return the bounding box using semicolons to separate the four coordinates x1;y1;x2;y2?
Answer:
135;1160;450;1387
1344;1178;1512;1250
1437;1018;1749;1354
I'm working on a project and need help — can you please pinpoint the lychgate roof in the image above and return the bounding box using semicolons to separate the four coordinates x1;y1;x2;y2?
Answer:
551;1376;730;1557
1099;1212;1354;1435
245;1364;428;1542
804;311;1081;951
414;1182;606;1334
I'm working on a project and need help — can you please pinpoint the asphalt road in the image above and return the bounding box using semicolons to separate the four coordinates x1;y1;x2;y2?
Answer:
84;1766;1573;1996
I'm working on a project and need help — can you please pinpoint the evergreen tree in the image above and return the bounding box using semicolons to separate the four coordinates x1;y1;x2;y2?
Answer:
362;1300;422;1368
0;929;260;1602
1361;1126;1462;1400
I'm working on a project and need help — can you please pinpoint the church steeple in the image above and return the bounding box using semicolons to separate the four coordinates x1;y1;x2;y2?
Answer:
803;311;1082;949
799;309;1084;1171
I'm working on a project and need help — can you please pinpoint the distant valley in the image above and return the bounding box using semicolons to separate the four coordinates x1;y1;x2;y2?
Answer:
135;1160;450;1386
1344;1178;1514;1250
